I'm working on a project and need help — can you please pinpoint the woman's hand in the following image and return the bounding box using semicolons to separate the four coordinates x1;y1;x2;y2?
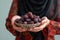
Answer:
29;17;50;32
11;15;27;32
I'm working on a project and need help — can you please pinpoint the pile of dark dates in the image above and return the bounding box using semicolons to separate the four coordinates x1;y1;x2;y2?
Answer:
14;12;42;30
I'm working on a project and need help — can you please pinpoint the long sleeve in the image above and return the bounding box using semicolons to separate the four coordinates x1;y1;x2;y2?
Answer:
48;19;60;36
47;0;60;36
5;0;18;36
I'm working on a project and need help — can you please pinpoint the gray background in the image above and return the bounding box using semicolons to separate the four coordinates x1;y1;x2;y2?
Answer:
0;0;60;40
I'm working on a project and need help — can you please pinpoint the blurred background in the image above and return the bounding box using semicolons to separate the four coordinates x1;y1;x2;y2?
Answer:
0;0;60;40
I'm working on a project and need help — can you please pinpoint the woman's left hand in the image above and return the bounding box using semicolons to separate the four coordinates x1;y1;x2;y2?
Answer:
29;17;50;32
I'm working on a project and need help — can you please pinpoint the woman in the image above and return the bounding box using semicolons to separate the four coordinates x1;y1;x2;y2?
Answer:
5;0;60;40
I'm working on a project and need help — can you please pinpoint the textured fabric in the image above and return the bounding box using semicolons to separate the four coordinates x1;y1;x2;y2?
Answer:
17;0;57;19
5;0;60;40
17;0;51;18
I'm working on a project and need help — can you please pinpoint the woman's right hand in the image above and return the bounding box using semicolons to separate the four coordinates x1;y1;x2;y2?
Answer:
11;15;27;32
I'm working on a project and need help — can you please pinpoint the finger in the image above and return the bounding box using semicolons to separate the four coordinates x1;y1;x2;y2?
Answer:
33;27;41;30
18;28;26;32
33;26;44;31
39;20;50;30
31;29;40;32
41;17;47;24
13;24;26;32
11;15;21;25
41;16;47;20
29;27;40;32
13;26;26;32
29;28;33;31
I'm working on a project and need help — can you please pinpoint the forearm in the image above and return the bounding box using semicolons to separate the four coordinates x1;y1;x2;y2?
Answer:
48;19;60;35
5;0;18;36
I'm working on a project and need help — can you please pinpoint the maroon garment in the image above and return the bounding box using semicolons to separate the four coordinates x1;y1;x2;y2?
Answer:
5;0;60;40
